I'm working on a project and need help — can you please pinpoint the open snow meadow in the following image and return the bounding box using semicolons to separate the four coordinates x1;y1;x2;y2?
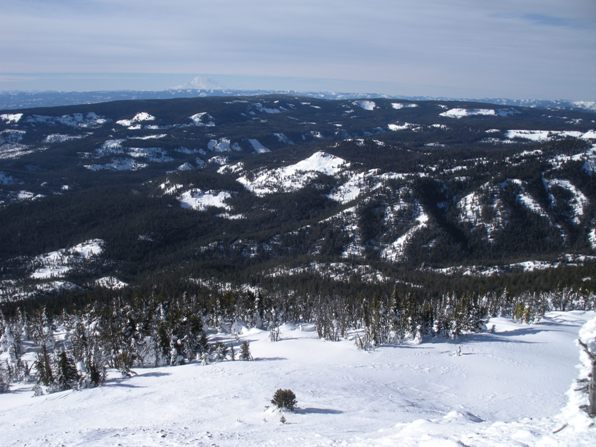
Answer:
1;311;594;446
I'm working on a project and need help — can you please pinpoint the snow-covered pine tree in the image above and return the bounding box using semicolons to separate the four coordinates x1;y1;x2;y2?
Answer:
169;335;184;366
56;351;80;391
215;342;228;361
0;364;9;393
240;341;252;361
269;326;280;342
35;344;54;387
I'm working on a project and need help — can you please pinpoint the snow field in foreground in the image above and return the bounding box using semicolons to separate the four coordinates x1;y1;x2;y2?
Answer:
0;311;594;446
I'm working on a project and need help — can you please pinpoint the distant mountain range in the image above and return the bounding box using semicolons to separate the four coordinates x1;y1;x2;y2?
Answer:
1;89;595;112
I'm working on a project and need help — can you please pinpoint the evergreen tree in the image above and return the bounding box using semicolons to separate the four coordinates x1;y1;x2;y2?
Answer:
56;351;79;391
35;344;54;387
271;389;297;411
240;341;252;361
0;365;9;393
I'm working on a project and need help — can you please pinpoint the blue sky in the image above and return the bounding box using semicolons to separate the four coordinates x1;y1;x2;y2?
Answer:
0;0;595;99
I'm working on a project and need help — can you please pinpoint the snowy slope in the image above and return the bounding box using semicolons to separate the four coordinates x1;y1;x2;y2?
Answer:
237;151;348;196
2;312;591;446
30;239;104;279
116;112;156;127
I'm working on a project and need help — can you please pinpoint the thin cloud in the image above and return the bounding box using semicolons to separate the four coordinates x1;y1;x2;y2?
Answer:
0;0;594;99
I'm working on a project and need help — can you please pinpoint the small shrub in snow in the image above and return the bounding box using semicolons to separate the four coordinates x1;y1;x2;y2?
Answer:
271;388;297;411
32;384;44;396
215;342;229;361
269;326;280;342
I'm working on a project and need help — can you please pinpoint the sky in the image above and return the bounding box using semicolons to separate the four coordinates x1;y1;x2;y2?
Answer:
0;0;595;100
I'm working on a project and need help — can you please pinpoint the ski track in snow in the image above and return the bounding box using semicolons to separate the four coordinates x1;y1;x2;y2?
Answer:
1;311;593;446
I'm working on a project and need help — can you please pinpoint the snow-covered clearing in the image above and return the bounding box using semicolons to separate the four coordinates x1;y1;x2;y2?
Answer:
178;189;232;211
94;276;128;290
26;113;107;128
440;108;497;118
207;138;241;153
440;108;516;119
116;112;155;127
427;253;596;277
84;158;148;171
545;178;588;225
391;102;418;109
507;129;595;142
353;100;376;111
253;102;284;114
381;204;429;262
44;133;86;143
388;122;417;131
128;134;167;140
0;171;16;185
0;311;593;446
266;261;390;283
327;170;380;204
248;138;270;153
189;112;215;126
0;129;25;144
273;132;293;145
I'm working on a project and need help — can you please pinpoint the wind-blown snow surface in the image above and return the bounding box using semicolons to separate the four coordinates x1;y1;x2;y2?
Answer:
2;311;592;446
